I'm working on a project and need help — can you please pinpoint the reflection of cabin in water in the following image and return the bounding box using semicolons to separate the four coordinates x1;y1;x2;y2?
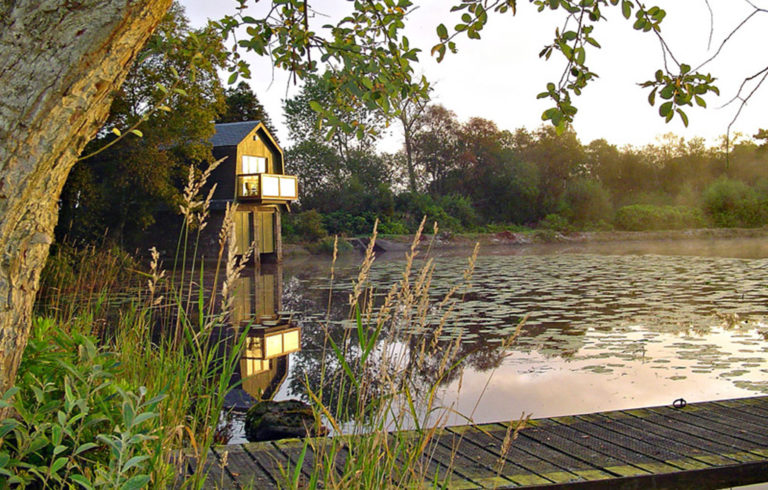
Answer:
208;121;297;262
231;266;301;403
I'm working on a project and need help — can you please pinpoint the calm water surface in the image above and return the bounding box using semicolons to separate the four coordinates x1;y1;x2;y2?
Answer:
232;237;768;441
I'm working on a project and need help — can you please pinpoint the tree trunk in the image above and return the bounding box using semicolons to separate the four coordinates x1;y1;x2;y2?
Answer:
0;0;172;412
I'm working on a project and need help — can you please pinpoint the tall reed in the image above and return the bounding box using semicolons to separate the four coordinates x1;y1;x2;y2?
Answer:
16;161;252;488
292;218;522;488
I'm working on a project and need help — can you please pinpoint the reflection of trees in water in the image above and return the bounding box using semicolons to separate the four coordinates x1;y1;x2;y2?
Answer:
281;269;515;424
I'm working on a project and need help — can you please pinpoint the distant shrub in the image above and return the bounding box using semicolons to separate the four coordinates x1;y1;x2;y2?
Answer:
394;193;474;232
437;194;478;230
702;177;768;228
286;209;328;243
614;204;706;231
563;178;612;226
308;236;354;254
378;218;410;235
538;213;570;232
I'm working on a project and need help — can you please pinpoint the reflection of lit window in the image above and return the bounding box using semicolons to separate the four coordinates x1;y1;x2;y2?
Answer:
283;330;300;352
243;358;270;376
243;155;266;174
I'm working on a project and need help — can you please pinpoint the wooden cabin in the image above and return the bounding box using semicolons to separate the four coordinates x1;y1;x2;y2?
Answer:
208;121;297;262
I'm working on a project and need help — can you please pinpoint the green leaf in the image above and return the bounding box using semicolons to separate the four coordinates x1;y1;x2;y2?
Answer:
122;455;150;473
308;101;323;113
227;72;238;84
647;87;657;106
676;108;689;127
73;442;99;456
659;84;675;99
111;128;122;137
120;475;151;490
621;0;631;18
70;474;95;490
694;95;706;107
51;456;68;473
659;101;673;117
436;23;448;40
129;129;143;138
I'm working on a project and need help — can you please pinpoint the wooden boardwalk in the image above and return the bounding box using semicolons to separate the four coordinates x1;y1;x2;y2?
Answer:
193;396;768;488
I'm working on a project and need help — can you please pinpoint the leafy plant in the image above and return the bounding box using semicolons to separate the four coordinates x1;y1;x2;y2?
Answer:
0;320;162;488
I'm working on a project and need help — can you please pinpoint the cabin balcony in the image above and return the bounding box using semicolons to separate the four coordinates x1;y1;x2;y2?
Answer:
237;173;298;203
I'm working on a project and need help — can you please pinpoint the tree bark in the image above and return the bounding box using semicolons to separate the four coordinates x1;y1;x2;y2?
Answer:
0;0;172;411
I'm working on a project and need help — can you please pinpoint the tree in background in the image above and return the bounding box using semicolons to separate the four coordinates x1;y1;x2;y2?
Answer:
284;75;385;163
57;3;228;245
411;105;462;195
217;81;279;138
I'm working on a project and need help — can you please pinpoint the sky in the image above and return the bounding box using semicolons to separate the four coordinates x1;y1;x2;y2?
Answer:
180;0;768;152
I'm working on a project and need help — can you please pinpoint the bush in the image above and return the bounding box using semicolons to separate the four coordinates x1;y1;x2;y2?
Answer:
702;177;768;228
286;209;328;243
307;236;354;254
538;213;570;232
614;204;706;231
563;178;612;226
0;319;162;487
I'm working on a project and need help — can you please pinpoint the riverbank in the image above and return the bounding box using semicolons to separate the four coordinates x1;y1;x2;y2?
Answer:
284;226;768;257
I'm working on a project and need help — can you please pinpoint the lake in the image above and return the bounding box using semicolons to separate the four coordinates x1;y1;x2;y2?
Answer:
228;236;768;442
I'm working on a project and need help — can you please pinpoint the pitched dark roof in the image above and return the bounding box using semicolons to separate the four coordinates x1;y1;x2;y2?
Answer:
210;121;261;147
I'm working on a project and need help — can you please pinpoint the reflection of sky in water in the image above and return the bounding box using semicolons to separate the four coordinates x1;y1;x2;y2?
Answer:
274;238;768;427
437;324;768;426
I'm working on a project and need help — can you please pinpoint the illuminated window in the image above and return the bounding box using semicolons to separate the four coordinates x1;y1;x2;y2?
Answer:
243;155;267;174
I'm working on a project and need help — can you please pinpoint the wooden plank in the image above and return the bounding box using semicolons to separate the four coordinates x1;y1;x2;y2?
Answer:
271;439;317;487
624;407;767;462
197;450;239;489
526;417;678;476
448;424;584;485
602;408;745;467
712;397;768;421
437;427;552;486
643;405;768;455
596;410;738;466
476;423;625;482
241;441;297;486
419;430;520;488
385;432;480;489
212;445;275;489
658;403;768;447
208;397;768;489
576;412;714;471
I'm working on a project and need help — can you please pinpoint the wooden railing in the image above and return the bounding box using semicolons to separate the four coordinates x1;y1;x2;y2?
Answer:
236;173;298;202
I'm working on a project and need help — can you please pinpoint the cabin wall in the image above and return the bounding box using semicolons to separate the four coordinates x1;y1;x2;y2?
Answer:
237;133;275;174
209;145;237;200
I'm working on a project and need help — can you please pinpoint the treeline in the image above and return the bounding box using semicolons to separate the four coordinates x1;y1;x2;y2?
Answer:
56;4;768;250
285;77;768;242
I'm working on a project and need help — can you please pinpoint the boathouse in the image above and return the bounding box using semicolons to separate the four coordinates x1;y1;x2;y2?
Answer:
208;121;297;262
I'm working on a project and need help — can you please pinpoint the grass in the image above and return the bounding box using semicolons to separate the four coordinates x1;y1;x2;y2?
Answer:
284;219;523;488
4;160;524;487
1;160;253;488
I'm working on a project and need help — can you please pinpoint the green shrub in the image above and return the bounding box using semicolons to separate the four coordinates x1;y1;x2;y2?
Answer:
614;204;706;231
702;177;768;228
538;213;570;232
377;218;410;235
308;236;354;254
563;178;612;226
0;319;163;487
287;209;328;243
